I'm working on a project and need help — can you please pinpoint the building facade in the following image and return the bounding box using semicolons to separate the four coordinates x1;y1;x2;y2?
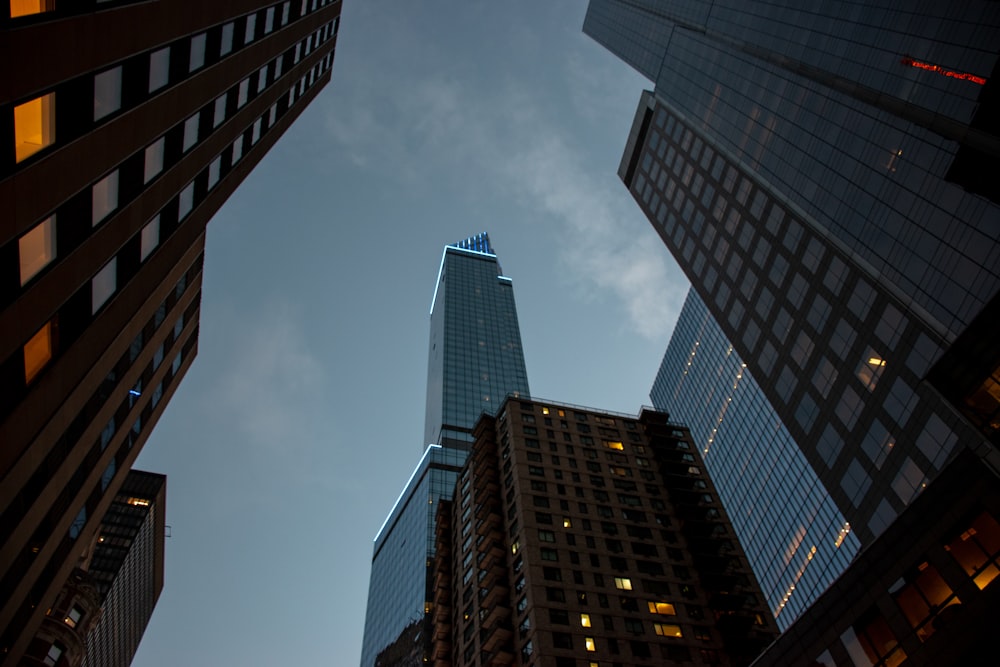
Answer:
651;288;860;628
584;0;1000;547
80;470;166;667
430;397;778;667
361;234;531;667
0;1;340;662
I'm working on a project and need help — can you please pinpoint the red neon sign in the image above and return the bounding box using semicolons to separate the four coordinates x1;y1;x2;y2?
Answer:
901;56;986;85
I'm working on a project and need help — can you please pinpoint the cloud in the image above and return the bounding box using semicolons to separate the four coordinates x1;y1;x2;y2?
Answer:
321;13;682;339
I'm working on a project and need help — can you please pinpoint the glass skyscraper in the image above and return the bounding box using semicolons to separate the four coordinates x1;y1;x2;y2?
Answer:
360;234;530;667
651;288;859;628
585;0;999;549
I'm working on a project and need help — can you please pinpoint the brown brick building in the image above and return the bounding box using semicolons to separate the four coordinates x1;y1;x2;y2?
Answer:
431;397;778;667
0;1;340;662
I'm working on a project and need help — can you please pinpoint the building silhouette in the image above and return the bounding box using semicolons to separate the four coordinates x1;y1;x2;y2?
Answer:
584;0;1000;661
361;234;531;667
0;1;340;662
429;397;778;666
651;288;860;628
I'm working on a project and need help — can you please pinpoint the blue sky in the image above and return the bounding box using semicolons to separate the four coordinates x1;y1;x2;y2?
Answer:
133;1;688;664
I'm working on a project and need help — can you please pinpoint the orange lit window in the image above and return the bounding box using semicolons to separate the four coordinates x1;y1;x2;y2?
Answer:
945;511;1000;590
24;320;53;383
605;440;624;451
19;215;56;285
580;613;591;627
653;623;683;637
584;637;596;652
648;601;676;615
892;562;960;641
14;93;56;162
10;0;54;18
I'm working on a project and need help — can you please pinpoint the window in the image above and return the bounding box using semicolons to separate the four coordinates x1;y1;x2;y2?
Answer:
538;530;555;542
245;13;257;43
149;47;170;92
183;113;199;151
251;118;262;144
614;577;632;590
144;137;165;183
42;642;63;667
208;156;221;189
585;637;596;652
91;257;117;313
857;347;887;391
281;2;290;25
945;511;1000;590
94;66;122;120
64;606;83;628
92;170;119;225
220;22;235;55
648;601;676;615
10;0;54;18
605;440;624;450
264;6;275;32
189;33;207;71
178;182;194;220
213;95;227;127
14;92;56;162
19;216;56;285
232;135;244;164
238;78;250;107
654;623;683;637
892;562;960;641
141;215;160;260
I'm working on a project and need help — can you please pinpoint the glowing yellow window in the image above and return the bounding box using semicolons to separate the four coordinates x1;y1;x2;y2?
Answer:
14;93;56;162
24;320;53;383
614;577;632;590
542;407;550;415
605;441;624;450
648;601;676;615
19;216;56;285
585;637;596;652
10;0;54;18
654;623;683;637
563;517;572;528
580;613;591;627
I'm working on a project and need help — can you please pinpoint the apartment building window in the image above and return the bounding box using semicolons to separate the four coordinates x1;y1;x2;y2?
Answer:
183;113;199;151
19;216;56;285
213;95;227;127
92;170;119;225
220;23;235;56
140;215;160;260
208;156;221;189
14;92;55;163
24;320;54;383
149;47;170;92
10;0;54;18
245;13;257;44
94;66;122;120
189;33;207;71
178;182;194;220
91;257;117;313
144;137;165;183
238;78;249;107
264;6;275;33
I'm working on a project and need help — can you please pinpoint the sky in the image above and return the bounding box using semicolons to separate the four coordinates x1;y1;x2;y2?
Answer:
133;1;689;664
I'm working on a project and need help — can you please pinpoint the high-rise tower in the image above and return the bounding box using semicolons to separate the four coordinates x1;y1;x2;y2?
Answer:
361;234;530;667
0;2;340;661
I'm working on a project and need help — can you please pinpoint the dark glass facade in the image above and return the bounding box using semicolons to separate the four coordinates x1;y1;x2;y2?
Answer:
651;288;859;628
585;1;1000;548
361;234;530;667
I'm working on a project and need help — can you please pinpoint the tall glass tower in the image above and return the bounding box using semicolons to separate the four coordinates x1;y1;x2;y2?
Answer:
651;288;860;628
360;234;530;667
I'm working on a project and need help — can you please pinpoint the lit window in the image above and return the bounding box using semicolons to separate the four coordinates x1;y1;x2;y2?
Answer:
580;613;591;627
24;321;53;383
945;511;1000;590
238;78;249;107
64;606;83;629
220;22;235;56
614;577;632;590
857;347;887;391
212;95;227;128
144;136;165;183
14;92;56;163
141;215;160;260
245;13;257;44
232;136;244;164
563;517;572;528
208;156;221;189
585;637;596;652
149;47;170;92
183;113;199;151
93;66;122;121
42;642;63;667
605;441;624;450
19;216;56;285
189;33;206;71
653;623;683;637
648;601;676;615
10;0;54;18
91;257;117;313
92;170;119;225
178;182;194;220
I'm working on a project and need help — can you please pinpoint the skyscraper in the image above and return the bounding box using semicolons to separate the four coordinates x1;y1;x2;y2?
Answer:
584;0;999;549
651;288;860;628
361;234;531;667
81;470;166;667
0;2;340;662
430;397;778;666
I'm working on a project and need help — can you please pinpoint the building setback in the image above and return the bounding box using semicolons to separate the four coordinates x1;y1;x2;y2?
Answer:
650;288;860;628
431;397;778;667
361;234;531;667
0;1;340;662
